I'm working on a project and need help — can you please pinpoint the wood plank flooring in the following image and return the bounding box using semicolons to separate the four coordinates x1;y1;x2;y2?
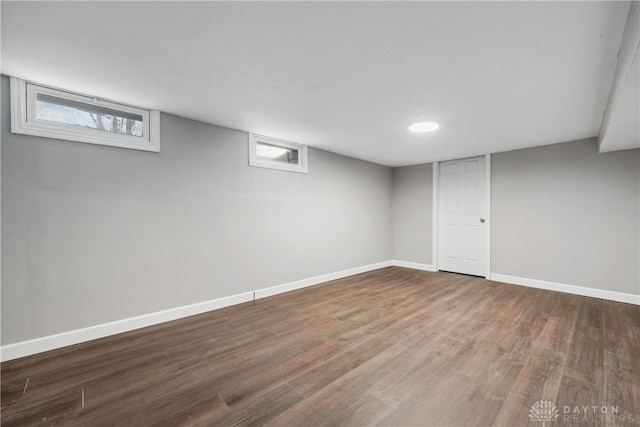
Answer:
2;267;639;426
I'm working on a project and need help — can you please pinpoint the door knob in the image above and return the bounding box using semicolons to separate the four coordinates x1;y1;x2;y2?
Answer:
480;218;485;223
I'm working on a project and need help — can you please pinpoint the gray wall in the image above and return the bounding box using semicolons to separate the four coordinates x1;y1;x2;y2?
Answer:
3;71;639;347
391;164;433;264
492;138;640;295
1;76;393;345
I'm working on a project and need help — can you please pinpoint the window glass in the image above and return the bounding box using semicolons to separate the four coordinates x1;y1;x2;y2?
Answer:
256;141;299;164
248;133;308;173
36;93;144;137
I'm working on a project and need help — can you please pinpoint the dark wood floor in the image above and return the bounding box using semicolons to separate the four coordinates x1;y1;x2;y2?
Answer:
2;267;639;426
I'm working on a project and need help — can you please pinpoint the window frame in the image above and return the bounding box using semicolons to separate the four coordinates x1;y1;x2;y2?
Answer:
248;133;308;173
10;77;160;152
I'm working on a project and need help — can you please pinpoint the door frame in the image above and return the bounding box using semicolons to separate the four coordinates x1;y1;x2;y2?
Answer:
432;154;491;279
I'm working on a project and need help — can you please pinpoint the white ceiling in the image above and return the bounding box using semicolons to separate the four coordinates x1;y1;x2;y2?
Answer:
1;1;631;166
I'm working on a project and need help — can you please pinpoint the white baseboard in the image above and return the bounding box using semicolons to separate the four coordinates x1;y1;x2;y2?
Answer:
391;260;436;272
491;273;640;305
254;260;392;299
0;291;255;362
1;261;392;362
8;263;632;362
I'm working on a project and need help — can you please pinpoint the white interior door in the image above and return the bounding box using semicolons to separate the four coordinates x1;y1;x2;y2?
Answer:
438;156;487;277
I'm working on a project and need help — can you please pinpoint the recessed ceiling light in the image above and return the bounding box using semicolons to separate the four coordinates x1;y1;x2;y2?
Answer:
409;121;440;133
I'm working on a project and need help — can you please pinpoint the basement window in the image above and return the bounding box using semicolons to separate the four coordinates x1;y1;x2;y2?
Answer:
10;77;160;152
249;133;308;173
